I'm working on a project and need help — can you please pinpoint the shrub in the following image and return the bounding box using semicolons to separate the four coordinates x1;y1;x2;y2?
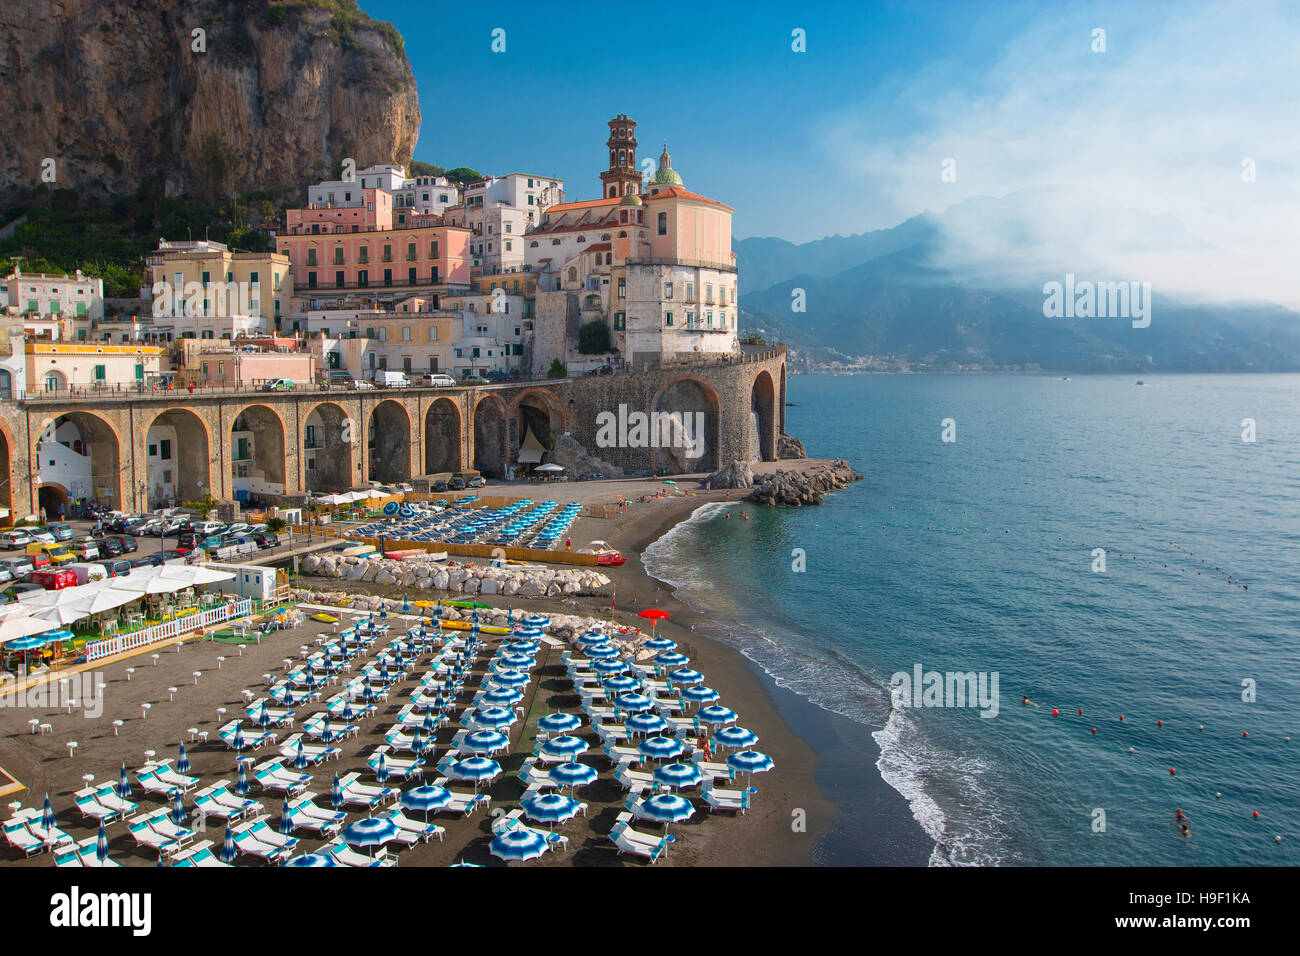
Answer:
546;358;566;379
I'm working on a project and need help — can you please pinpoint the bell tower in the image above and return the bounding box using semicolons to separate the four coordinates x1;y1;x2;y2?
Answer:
600;114;643;199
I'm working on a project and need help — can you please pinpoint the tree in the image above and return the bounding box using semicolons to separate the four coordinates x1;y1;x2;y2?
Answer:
443;167;484;186
266;517;286;533
577;320;612;354
546;358;566;379
408;160;444;177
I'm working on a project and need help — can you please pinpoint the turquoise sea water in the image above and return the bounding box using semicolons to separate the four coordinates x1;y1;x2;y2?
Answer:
644;374;1300;866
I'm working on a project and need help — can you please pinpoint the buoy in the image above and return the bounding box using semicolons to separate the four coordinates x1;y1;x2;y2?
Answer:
1252;811;1259;818
1198;725;1204;731
1214;793;1222;799
1052;709;1059;717
1243;731;1248;737
1078;708;1083;715
1169;768;1176;775
1090;728;1097;734
1119;715;1125;721
1157;720;1163;727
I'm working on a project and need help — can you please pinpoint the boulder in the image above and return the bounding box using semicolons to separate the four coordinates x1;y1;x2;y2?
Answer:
778;433;808;459
705;460;754;490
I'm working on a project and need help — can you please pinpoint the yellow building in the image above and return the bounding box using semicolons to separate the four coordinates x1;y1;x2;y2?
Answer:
25;342;165;395
144;240;293;330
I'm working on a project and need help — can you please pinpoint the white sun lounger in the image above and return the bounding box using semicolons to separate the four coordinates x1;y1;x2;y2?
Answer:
612;763;659;794
3;819;50;857
126;816;180;858
73;789;124;824
278;733;341;765
428;780;491;816
691;754;738;782
230;824;292;864
252;759;312;796
368;746;425;781
93;785;139;817
701;781;752;813
285;793;346;836
323;840;396;868
151;761;201;791
608;816;671;862
193;783;262;823
171;840;229;867
58;835;122;867
337;772;398;809
380;809;445;844
142;809;197;848
245;819;299;855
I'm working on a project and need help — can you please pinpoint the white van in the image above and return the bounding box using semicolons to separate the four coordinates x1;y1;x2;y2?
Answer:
421;373;457;387
374;371;410;388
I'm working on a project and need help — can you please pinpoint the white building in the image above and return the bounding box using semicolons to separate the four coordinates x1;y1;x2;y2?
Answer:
308;164;407;209
2;269;104;336
393;175;461;223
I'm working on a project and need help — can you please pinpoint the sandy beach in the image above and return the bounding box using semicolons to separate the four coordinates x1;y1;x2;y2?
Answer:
0;462;851;867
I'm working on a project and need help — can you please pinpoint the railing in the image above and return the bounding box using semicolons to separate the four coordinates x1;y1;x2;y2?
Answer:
84;598;254;662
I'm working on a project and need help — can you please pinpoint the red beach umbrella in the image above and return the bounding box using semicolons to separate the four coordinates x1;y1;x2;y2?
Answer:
638;608;670;636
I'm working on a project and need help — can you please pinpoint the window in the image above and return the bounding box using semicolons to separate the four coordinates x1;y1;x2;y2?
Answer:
383;244;392;262
358;246;369;263
335;271;345;288
333;248;344;265
306;249;317;266
402;326;411;341
428;326;438;341
617;277;626;299
201;270;211;284
429;240;439;258
614;313;625;330
657;212;668;235
666;311;674;326
664;282;673;299
408;267;417;284
407;242;417;261
308;272;317;289
383;269;392;286
686;282;695;300
159;439;172;460
249;271;260;286
358;269;368;287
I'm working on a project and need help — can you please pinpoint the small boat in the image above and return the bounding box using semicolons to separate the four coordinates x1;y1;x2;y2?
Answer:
578;540;626;567
1136;380;1145;386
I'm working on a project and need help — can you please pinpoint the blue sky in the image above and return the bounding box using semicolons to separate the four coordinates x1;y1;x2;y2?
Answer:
363;0;1299;305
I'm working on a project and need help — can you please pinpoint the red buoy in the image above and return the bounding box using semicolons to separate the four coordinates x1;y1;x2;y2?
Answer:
1090;728;1097;734
1078;709;1083;715
1253;811;1259;818
1243;731;1248;737
1052;709;1059;717
1157;720;1163;727
1169;768;1176;775
1119;715;1125;721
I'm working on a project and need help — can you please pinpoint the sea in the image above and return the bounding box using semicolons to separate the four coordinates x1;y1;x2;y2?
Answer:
643;374;1300;866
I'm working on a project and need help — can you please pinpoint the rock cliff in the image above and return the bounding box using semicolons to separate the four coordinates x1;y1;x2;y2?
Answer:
0;0;420;205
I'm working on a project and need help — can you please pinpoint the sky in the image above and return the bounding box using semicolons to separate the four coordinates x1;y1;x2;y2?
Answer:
363;0;1300;306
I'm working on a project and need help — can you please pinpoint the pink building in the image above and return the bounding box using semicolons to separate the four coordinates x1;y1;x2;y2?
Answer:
285;188;393;235
277;224;471;303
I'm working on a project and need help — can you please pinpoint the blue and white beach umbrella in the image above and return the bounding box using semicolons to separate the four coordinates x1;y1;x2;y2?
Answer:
42;793;56;832
257;704;272;728
342;816;400;856
655;652;690;668
422;708;438;735
363;683;376;704
490;826;549;864
331;773;344;810
375;752;389;785
638;735;685;762
96;821;110;864
235;761;250;796
231;723;246;751
538;712;581;735
522;615;550;628
483;686;523;707
540;735;588;761
410;726;426;755
280;798;294;836
713;726;759;750
400;785;452;820
293;740;309;771
613;693;654;713
177;743;191;774
285;853;338;867
644;636;677;652
601;674;640;693
549;762;598;790
592;659;629;675
578;632;610;647
697;705;739;727
497;653;534;670
668;668;705;686
448;757;502;788
653;762;703;791
490;668;530;688
585;644;619;660
117;763;131;799
520;792;582;827
472;707;515;729
626;712;670;736
172;790;187;826
682;685;720;704
219;824;237;863
464;730;510;754
509;641;540;656
727;750;775;776
341;699;356;723
638;792;695;825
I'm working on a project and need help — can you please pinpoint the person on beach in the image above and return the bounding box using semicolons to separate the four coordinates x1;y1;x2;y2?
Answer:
697;734;712;759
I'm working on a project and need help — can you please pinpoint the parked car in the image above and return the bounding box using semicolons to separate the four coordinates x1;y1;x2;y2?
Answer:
4;582;45;601
460;375;489;385
46;523;75;541
30;568;78;590
251;532;280;549
421;373;457;387
93;537;123;557
432;480;449;493
26;528;56;545
348;379;375;390
224;523;251;537
194;521;224;536
0;555;35;578
374;371;410;388
110;534;137;554
1;530;32;550
467;476;486;488
162;516;192;534
0;567;12;585
70;540;100;561
162;549;195;564
94;559;134;577
28;543;74;565
262;378;296;391
129;554;164;568
131;519;165;536
450;477;466;491
25;551;51;570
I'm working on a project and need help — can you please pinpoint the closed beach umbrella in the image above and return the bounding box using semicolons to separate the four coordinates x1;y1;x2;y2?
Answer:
293;740;309;771
653;762;703;791
471;707;515;729
614;693;653;713
463;730;510;755
626;712;669;736
521;792;582;827
638;735;684;762
219;824;236;863
231;723;246;751
668;668;704;686
342;817;400;857
644;636;676;652
483;686;523;707
638;792;695;825
697;705;739;727
280;798;294;836
42;794;56;832
285;853;338;867
538;712;581;735
540;735;588;761
448;757;502;789
409;726;425;755
177;743;191;775
593;659;629;675
727;750;775;777
321;713;334;741
171;790;187;826
363;683;376;704
490;826;548;864
375;752;389;785
341;699;355;723
331;773;344;810
235;760;250;796
550;762;598;790
117;763;131;799
490;668;530;688
713;726;759;751
401;785;451;821
682;685;720;705
655;652;689;668
96;821;110;865
422;708;438;735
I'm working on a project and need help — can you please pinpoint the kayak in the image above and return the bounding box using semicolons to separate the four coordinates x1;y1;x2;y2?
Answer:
435;619;510;635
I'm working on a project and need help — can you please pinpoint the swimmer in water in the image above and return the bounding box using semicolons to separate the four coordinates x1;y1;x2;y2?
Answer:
1021;695;1040;707
1180;824;1190;837
1175;809;1187;822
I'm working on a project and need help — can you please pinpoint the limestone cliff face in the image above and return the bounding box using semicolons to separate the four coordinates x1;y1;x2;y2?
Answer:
0;1;420;204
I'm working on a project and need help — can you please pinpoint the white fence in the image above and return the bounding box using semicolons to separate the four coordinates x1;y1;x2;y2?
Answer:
84;598;254;663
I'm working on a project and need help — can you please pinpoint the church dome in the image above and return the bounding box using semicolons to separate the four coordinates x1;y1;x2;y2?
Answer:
619;192;643;206
650;142;683;186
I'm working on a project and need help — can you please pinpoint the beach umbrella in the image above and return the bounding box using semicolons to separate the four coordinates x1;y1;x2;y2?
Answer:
520;792;582;827
409;726;425;755
342;817;400;857
682;685;720;705
601;674;640;693
341;699;356;723
727;750;775;777
585;645;619;660
653;762;703;791
293;740;308;771
321;713;334;741
592;659;629;675
482;686;523;707
490;826;548;864
285;853;338;867
402;595;410;614
497;653;534;669
171;789;187;826
509;640;540;655
638;792;695;826
578;632;610;647
638;735;685;762
117;763;132;799
668;668;704;686
549;762;598;790
637;608;670;636
522;615;550;627
613;693;654;713
375;752;389;786
490;668;530;688
231;723;246;751
537;712;581;735
422;708;438;735
96;821;110;865
470;707;515;730
42;794;56;832
697;704;739;727
626;712;670;736
256;704;272;729
401;785;451;821
644;636;676;652
219;824;237;863
235;760;250;796
713;726;759;751
363;683;376;704
447;756;502;789
540;735;588;761
655;652;690;668
463;730;510;755
280;798;294;836
331;773;344;810
177;743;191;775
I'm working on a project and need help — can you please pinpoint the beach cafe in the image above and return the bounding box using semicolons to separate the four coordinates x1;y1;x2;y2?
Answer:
0;565;239;677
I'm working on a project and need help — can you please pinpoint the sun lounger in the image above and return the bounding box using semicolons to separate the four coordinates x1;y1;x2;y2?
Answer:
665;716;700;737
126;816;180;858
245;819;300;856
136;767;183;799
368;746;425;781
380;809;445;844
231;825;292;864
94;784;139;817
4;819;49;857
691;754;738;782
608;817;671;862
193;784;262;823
612;763;660;794
337;772;398;809
142;809;196;847
252;759;312;796
171;840;230;867
53;845;82;867
583;705;619;723
602;742;643;765
73;789;122;824
285;793;345;836
244;700;296;727
383;728;432;754
60;835;121;867
278;734;341;765
428;780;491;816
323;840;396;868
701;781;752;814
595;724;631;744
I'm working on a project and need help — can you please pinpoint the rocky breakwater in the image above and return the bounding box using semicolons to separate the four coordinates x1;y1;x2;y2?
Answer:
746;460;862;506
300;552;613;598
